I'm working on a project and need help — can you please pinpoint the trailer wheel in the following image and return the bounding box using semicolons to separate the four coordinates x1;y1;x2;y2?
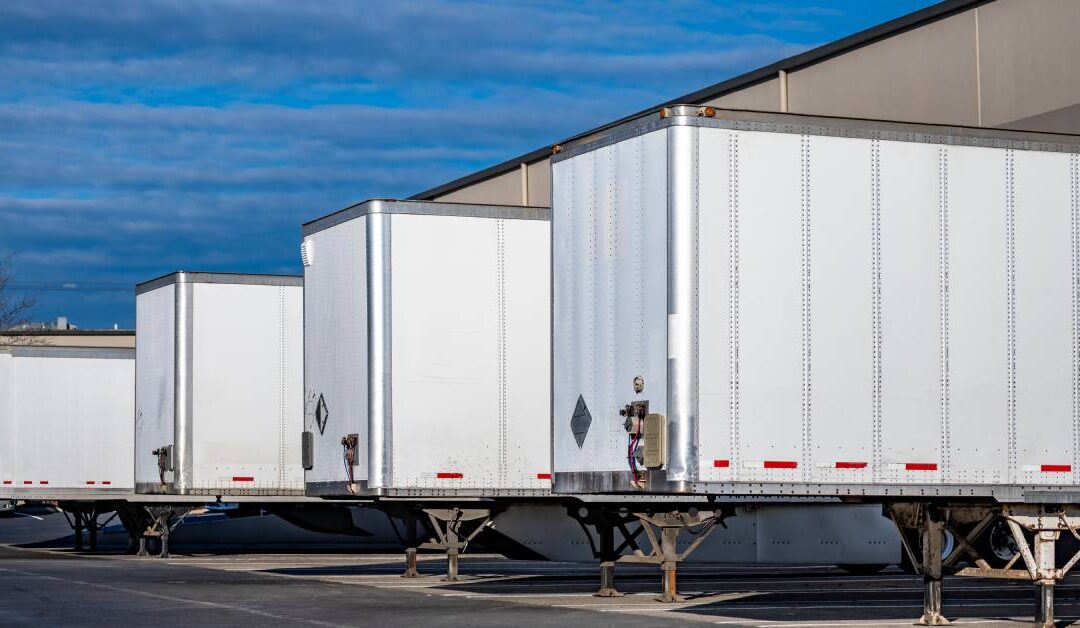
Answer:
899;528;956;574
970;517;1080;569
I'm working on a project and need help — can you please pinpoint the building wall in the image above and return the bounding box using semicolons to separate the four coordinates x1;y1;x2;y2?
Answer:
704;77;780;112
435;167;522;206
786;11;980;126
0;333;135;349
977;0;1080;130
418;0;1080;205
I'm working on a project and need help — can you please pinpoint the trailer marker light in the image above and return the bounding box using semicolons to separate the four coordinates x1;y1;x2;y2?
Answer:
835;461;868;469
436;472;463;479
763;460;797;469
713;459;730;468
232;476;254;482
905;463;937;471
536;473;551;480
1041;464;1071;473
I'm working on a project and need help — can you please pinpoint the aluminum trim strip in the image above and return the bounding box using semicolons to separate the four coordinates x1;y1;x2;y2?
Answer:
174;277;194;494
136;272;302;295
552;109;1080;164
665;124;698;484
302;199;551;237
367;212;392;489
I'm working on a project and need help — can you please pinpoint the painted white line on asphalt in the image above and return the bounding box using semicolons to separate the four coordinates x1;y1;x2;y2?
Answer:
0;566;352;627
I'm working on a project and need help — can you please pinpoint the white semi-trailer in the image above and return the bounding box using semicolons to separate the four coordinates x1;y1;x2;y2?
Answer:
0;340;135;549
135;272;304;497
0;344;134;499
302;199;550;499
302;199;550;578
550;106;1080;621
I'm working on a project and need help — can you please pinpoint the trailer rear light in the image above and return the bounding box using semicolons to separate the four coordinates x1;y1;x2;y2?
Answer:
835;461;868;469
2;481;11;485
764;460;797;469
436;472;463;479
1041;464;1071;473
39;481;48;485
713;459;730;468
101;481;111;485
85;481;96;485
232;476;254;482
905;463;938;471
536;473;551;480
22;481;31;485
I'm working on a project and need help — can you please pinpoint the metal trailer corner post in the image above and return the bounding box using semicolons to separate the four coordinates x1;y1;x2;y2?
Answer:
550;105;1080;621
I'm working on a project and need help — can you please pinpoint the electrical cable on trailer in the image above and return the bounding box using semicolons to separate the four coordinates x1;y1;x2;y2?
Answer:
341;434;358;484
621;400;648;489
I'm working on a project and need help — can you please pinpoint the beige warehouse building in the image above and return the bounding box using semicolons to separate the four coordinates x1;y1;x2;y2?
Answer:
411;0;1080;207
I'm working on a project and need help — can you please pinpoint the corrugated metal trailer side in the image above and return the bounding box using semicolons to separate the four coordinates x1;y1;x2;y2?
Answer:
135;272;304;496
0;346;133;499
303;200;551;497
551;106;1080;501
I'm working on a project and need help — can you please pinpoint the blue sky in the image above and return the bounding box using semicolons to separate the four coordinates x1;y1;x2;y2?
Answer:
0;0;937;329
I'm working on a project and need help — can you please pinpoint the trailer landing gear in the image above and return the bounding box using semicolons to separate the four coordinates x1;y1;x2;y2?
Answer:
136;506;187;558
60;502;115;553
575;506;729;602
891;502;1080;627
391;507;493;581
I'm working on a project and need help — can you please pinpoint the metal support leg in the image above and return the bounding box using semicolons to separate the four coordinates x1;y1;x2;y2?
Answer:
917;510;950;626
419;508;492;584
444;522;460;582
73;511;85;551
158;512;171;559
88;508;99;552
1036;582;1054;627
1034;530;1058;627
402;512;420;578
137;537;149;557
595;520;622;597
657;526;683;603
403;547;420;579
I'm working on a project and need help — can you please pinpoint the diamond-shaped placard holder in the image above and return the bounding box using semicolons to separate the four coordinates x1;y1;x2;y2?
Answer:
315;394;330;435
570;395;592;448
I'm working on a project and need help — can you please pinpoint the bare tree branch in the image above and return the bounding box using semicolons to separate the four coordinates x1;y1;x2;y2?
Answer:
0;252;39;345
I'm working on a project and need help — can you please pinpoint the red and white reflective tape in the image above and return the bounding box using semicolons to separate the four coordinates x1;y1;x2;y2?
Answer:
713;459;730;468
1042;464;1071;473
232;476;255;482
436;472;463;479
905;463;937;471
38;481;48;485
101;481;112;485
1;480;11;485
85;481;96;485
1022;464;1072;473
536;473;551;480
763;460;798;469
21;480;31;485
834;461;868;469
